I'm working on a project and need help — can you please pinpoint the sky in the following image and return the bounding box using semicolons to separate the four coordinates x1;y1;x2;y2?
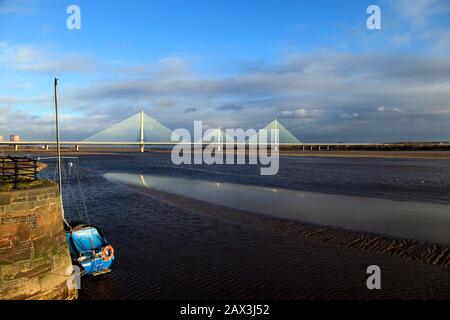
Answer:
0;0;449;142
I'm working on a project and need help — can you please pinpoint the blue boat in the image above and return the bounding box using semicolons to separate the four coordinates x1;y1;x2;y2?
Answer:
53;78;115;276
66;224;115;276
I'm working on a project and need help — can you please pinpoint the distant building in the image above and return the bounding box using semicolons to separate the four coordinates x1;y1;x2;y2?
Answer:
10;135;20;142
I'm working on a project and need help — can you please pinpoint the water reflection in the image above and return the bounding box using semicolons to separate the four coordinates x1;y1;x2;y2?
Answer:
104;172;450;245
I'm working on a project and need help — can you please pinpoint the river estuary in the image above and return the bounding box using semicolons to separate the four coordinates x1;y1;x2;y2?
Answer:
38;152;450;299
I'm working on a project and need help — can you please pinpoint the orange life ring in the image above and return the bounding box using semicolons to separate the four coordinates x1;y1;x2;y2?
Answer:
101;245;115;261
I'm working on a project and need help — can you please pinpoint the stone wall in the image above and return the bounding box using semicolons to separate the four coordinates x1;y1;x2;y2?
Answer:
0;185;77;300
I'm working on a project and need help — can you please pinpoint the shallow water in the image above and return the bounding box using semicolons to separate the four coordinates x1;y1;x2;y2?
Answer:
35;153;450;299
104;172;450;245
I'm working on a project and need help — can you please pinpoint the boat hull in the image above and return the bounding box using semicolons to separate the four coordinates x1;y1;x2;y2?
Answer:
65;224;115;276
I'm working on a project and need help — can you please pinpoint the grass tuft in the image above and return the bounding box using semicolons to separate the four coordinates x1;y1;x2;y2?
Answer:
0;177;54;191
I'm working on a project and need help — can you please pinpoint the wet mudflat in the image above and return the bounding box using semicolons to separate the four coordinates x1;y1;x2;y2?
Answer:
37;153;449;299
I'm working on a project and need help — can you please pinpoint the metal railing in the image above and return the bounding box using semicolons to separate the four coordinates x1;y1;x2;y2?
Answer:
0;156;38;189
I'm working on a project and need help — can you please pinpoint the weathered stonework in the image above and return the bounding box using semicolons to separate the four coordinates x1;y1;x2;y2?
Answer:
0;185;77;300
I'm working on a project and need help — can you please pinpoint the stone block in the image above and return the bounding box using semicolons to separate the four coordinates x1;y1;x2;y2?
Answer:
33;237;58;254
10;202;35;212
2;259;52;281
0;277;41;299
0;194;11;205
0;223;19;238
6;241;33;262
12;229;31;244
11;196;28;204
31;225;52;240
0;238;11;249
1;215;37;229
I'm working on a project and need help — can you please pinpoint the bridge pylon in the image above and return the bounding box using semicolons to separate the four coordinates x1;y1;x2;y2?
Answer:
83;110;172;153
140;110;144;153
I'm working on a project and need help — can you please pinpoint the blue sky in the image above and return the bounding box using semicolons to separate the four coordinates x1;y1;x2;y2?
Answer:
0;0;449;142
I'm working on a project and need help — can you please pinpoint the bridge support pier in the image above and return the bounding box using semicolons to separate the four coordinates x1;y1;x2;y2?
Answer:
302;145;305;151
310;145;313;151
14;145;18;151
75;145;80;152
318;146;321;151
140;144;144;153
44;145;49;151
327;145;330;151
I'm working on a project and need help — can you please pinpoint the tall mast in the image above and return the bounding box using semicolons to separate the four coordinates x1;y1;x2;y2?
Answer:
54;78;69;227
54;78;62;194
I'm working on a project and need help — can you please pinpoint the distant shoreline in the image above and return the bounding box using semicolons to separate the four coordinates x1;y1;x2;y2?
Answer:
279;150;450;159
4;148;450;160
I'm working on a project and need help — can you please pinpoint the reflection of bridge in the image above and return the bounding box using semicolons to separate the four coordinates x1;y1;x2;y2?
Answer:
0;111;390;152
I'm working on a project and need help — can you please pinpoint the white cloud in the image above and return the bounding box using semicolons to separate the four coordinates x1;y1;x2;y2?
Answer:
0;42;102;74
390;34;412;46
0;0;33;15
392;0;450;27
117;56;193;80
340;113;359;119
435;29;450;51
0;106;111;140
378;106;403;113
282;108;324;120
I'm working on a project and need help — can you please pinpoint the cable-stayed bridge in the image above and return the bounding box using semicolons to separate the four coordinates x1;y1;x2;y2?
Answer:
84;111;173;144
0;111;391;152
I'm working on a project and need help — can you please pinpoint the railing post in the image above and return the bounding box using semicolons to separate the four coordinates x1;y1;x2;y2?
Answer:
13;158;18;189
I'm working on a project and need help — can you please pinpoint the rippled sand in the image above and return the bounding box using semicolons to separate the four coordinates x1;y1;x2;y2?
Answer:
128;184;449;267
76;180;450;300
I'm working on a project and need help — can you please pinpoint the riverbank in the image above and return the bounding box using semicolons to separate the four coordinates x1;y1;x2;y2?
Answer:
280;150;450;159
5;148;450;160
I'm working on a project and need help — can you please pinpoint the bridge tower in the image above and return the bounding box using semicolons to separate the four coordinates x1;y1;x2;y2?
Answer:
140;110;144;153
217;126;222;152
83;110;172;150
